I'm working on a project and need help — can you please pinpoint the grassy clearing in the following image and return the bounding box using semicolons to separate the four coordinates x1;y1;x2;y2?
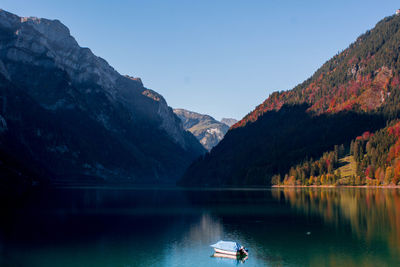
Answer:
338;155;357;179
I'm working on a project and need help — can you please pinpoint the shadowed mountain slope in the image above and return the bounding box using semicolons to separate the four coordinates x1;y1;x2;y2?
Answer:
180;14;400;186
0;10;205;186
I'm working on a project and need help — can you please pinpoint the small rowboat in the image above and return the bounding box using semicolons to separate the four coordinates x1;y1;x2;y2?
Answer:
212;252;248;263
210;241;248;256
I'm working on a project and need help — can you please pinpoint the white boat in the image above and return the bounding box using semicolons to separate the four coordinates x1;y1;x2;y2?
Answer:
210;240;248;256
212;252;248;263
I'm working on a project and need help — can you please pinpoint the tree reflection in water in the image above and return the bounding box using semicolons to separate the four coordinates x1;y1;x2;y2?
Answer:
271;188;400;256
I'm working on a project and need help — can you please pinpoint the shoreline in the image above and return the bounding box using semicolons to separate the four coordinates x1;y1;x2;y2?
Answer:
272;185;400;188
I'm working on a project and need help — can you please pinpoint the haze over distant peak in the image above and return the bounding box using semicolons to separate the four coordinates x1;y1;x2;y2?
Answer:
221;118;238;127
173;109;231;151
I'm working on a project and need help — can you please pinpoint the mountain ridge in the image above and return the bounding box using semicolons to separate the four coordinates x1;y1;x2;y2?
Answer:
0;9;205;186
180;14;400;186
173;108;232;151
233;15;400;129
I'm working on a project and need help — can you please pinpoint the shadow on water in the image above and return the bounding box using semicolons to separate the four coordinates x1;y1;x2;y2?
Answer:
0;187;400;266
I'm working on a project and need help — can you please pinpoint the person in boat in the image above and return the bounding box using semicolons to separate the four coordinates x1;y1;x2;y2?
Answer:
239;246;248;255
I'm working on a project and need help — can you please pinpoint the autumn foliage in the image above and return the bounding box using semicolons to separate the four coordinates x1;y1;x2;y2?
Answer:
181;15;400;187
273;122;400;186
233;15;400;129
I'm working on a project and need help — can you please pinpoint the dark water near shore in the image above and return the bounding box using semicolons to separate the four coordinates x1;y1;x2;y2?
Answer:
1;187;400;266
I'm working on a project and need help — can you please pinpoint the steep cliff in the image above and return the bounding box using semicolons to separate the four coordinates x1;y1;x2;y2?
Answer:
0;10;205;185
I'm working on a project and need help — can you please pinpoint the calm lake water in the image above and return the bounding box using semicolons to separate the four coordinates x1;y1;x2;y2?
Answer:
1;187;400;266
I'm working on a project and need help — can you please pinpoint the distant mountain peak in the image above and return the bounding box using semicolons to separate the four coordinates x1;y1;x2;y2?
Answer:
221;118;238;127
173;109;229;151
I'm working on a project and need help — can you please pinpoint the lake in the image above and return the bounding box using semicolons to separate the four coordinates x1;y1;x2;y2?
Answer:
1;187;400;266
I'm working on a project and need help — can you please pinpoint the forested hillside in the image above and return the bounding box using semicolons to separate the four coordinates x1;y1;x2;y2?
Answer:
234;15;400;128
272;120;400;186
180;14;400;186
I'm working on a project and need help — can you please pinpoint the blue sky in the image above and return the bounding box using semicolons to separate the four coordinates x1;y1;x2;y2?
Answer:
2;1;400;120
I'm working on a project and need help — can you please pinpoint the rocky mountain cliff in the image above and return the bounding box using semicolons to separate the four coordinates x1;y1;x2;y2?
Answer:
173;109;231;151
0;10;205;186
179;14;400;186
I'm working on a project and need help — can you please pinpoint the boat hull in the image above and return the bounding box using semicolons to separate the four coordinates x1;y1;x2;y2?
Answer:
212;253;248;262
213;248;240;256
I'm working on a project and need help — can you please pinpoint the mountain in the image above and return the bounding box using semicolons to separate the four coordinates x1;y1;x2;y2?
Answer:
0;10;205;187
179;14;400;186
220;118;238;127
173;109;230;151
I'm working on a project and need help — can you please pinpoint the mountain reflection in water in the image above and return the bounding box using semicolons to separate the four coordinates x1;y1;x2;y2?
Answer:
0;187;399;266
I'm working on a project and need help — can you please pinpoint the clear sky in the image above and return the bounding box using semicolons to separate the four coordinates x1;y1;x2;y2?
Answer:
1;1;400;120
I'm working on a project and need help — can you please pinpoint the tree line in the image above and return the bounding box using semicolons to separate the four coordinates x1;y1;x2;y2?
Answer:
272;120;400;186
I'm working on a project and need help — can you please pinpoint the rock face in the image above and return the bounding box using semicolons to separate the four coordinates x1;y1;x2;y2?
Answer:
0;10;205;184
173;109;231;151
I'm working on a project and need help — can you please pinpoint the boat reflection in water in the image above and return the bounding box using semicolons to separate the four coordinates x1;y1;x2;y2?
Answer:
211;252;248;264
